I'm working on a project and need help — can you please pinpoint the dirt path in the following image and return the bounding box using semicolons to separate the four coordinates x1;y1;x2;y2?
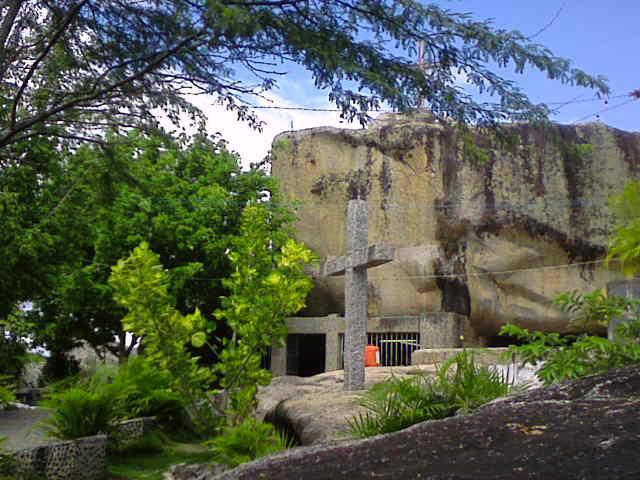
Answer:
0;407;53;451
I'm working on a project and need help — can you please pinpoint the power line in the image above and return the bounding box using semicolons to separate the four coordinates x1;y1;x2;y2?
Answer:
247;92;634;114
572;97;638;124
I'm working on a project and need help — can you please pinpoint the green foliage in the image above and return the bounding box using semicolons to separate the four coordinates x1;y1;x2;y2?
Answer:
107;440;212;480
110;243;219;432
348;375;454;438
461;130;491;165
107;357;185;424
1;132;277;363
215;205;316;424
41;352;80;385
0;437;18;480
207;418;291;468
0;333;27;383
0;376;15;410
42;387;115;440
554;289;632;329
0;1;608;155
349;351;511;438
108;431;167;456
608;181;640;275
501;319;640;385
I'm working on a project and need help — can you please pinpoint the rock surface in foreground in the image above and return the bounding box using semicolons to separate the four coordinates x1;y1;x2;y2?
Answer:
217;365;640;479
256;366;435;445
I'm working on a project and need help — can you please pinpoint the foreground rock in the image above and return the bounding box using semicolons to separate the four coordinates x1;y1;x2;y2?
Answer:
216;365;640;479
256;366;435;445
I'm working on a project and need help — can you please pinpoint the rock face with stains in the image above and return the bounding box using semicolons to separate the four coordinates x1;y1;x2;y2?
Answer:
271;113;640;337
212;365;640;480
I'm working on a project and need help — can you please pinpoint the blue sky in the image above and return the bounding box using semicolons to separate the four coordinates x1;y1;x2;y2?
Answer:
198;1;639;165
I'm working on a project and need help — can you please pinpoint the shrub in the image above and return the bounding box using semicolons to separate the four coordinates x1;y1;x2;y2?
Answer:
109;357;184;424
42;387;115;439
0;334;27;383
208;418;291;468
349;351;512;438
0;437;18;480
41;352;80;385
501;321;640;385
0;377;15;410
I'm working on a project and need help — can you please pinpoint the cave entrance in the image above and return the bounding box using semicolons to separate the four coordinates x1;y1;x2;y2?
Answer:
286;334;326;377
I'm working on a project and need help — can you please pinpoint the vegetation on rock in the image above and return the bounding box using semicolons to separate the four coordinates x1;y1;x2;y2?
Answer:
349;351;512;438
208;418;291;469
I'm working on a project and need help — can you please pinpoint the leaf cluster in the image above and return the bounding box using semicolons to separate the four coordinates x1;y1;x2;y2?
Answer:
207;418;292;469
215;204;316;423
349;351;511;438
607;181;640;276
0;1;608;157
109;242;219;432
500;318;640;385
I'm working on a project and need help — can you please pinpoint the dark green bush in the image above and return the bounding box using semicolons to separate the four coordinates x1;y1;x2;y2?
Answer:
41;352;80;385
0;437;18;480
208;418;291;468
349;351;512;438
0;377;15;410
108;357;184;424
0;335;27;383
42;387;115;439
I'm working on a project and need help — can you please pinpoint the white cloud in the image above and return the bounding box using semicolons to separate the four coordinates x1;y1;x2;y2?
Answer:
184;92;363;169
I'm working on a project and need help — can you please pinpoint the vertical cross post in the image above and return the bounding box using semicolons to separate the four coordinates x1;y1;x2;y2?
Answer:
344;200;369;390
320;199;395;391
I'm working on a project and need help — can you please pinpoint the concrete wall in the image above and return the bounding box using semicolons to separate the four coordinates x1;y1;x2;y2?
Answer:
272;312;471;376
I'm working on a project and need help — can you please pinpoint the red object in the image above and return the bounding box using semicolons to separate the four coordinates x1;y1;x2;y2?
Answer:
365;345;381;367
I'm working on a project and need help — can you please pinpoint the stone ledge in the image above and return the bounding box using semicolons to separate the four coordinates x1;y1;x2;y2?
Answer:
411;347;514;366
14;434;107;480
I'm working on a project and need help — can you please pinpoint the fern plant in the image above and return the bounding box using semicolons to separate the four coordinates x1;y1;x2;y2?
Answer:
42;387;115;440
207;418;292;468
349;352;512;438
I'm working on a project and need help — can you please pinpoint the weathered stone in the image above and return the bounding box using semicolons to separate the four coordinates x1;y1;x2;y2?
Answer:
606;278;640;339
164;463;227;480
256;366;436;445
411;347;513;366
215;365;640;479
271;114;640;336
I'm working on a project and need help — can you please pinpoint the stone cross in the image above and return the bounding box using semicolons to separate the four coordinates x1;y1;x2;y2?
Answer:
321;199;395;390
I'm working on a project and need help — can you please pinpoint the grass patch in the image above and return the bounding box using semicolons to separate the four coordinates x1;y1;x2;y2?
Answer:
107;440;212;480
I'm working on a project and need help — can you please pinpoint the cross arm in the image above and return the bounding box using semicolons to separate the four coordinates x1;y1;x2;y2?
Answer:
321;244;395;277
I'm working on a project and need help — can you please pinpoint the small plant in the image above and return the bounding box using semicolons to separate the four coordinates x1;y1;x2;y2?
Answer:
349;352;512;438
349;375;454;438
42;387;115;439
501;321;640;385
0;377;15;410
207;418;292;468
0;437;18;480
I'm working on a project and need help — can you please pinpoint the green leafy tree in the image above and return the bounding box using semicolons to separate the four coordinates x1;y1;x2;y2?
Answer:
607;181;640;275
0;1;608;158
2;132;276;361
215;204;315;423
109;242;219;430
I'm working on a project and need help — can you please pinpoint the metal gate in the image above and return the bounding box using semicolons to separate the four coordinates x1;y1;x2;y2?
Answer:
339;332;420;367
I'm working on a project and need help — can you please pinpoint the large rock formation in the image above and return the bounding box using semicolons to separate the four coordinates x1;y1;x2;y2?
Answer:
271;113;640;337
213;365;640;480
